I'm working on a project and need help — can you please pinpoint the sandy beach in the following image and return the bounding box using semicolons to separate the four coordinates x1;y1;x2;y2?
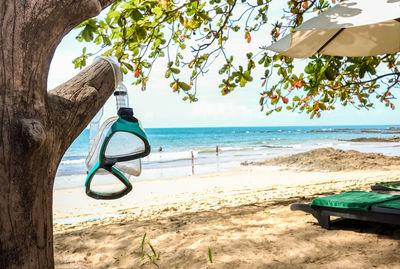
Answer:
54;149;400;268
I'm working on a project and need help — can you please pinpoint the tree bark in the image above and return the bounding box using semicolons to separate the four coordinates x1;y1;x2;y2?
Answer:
0;0;117;268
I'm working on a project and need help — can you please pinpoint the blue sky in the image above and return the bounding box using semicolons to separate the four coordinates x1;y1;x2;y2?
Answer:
48;2;400;128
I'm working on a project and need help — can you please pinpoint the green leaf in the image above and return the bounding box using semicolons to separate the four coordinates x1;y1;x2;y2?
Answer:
153;7;163;18
239;76;247;87
324;68;336;81
142;62;151;68
170;68;180;74
153;38;161;48
242;71;253;81
304;63;313;74
178;82;191;91
141;233;146;259
359;65;367;78
108;10;120;19
123;62;134;71
367;65;376;75
147;242;157;259
82;29;93;42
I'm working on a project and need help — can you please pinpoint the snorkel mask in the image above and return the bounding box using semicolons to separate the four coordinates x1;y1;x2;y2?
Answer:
85;57;151;200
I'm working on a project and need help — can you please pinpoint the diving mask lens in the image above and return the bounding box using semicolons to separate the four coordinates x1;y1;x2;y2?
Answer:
85;164;132;200
104;131;146;159
88;168;129;194
113;159;142;177
86;117;118;173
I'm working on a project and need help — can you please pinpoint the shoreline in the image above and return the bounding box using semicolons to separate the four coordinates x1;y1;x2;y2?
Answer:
53;164;400;229
55;141;400;190
54;160;240;190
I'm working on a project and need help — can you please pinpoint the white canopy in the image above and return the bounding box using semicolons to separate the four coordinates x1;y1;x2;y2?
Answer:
267;0;400;57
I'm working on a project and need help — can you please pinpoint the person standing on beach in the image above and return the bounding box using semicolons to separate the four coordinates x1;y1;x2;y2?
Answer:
216;145;219;156
158;146;163;177
191;150;195;174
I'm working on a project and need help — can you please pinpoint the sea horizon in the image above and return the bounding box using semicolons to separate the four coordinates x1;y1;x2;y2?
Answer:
82;123;400;129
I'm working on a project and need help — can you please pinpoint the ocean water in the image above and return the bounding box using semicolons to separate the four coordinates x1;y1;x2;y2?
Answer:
55;125;400;189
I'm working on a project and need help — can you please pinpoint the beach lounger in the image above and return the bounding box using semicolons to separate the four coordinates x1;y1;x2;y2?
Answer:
371;181;400;194
291;191;400;229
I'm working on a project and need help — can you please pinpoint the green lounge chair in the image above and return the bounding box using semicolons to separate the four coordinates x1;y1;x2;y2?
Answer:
291;191;400;229
371;181;400;193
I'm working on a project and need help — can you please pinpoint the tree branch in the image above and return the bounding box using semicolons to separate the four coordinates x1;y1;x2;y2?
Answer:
0;0;118;109
322;72;400;90
47;59;115;148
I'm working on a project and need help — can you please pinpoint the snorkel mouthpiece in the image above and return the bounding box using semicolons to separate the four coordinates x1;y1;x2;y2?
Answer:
117;108;140;123
118;107;133;116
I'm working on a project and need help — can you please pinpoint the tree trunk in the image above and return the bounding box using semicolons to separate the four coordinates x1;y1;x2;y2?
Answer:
0;0;116;268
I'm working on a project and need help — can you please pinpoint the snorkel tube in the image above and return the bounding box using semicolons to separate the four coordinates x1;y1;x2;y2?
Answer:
85;57;151;200
88;56;122;150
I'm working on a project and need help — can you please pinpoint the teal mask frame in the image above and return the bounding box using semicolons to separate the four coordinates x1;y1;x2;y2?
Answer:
85;112;151;200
